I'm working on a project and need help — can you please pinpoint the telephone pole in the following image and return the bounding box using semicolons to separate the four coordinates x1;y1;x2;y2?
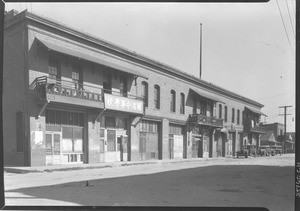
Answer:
279;105;292;154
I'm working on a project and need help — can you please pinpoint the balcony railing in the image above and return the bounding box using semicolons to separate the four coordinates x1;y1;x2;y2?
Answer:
29;76;143;109
243;119;266;134
189;114;223;128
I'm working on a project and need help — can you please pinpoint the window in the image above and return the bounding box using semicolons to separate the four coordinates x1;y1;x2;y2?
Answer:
209;102;214;117
141;120;158;133
103;72;112;94
170;90;176;112
105;116;116;128
224;106;228;122
107;130;116;151
46;109;84;126
48;59;60;80
242;111;244;124
232;108;235;123
16;111;24;152
180;93;185;114
193;98;197;114
200;100;206;115
141;81;148;107
119;77;127;97
169;124;183;135
219;104;222;119
72;65;82;90
154;85;160;109
237;110;240;125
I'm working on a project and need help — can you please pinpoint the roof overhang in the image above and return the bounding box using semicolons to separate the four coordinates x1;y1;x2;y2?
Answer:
245;106;267;117
190;88;224;103
36;38;148;79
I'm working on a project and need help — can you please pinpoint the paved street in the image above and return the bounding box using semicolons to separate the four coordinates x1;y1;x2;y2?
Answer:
4;155;294;210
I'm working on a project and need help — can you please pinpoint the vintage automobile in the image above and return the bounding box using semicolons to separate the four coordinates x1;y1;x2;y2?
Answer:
236;149;248;158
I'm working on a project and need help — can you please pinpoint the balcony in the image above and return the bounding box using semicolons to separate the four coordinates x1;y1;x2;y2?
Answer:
243;119;266;134
29;76;104;109
189;114;223;128
29;76;144;114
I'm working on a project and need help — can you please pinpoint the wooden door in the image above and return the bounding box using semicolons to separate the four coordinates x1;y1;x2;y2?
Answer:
45;132;61;165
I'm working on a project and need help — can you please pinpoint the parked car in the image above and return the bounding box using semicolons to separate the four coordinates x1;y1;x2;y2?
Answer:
236;149;248;158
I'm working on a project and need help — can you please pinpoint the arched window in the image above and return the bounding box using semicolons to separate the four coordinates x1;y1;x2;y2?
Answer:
219;104;222;119
141;81;148;107
154;85;160;109
232;108;235;123
170;90;176;112
237;109;240;125
224;106;228;122
180;93;185;114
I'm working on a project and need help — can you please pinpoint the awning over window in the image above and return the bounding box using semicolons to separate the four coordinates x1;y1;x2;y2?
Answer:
37;38;148;79
245;106;267;117
190;88;224;103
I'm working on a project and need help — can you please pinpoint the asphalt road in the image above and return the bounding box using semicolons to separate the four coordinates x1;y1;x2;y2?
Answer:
4;155;295;210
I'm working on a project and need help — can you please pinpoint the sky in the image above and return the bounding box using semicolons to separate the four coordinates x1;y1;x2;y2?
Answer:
5;1;296;132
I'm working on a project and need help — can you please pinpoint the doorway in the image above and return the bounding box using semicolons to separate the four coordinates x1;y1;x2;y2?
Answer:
45;132;62;165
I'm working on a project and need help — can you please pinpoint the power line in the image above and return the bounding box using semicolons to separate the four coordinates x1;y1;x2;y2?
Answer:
285;0;295;38
279;105;292;154
275;0;295;57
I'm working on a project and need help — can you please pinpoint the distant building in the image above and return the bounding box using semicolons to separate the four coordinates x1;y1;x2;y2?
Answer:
3;10;266;166
260;123;285;142
285;132;295;153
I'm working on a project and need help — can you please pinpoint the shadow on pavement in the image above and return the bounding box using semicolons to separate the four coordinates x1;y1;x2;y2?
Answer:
4;165;294;209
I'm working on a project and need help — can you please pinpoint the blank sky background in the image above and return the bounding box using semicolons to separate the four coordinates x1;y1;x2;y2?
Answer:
5;1;296;132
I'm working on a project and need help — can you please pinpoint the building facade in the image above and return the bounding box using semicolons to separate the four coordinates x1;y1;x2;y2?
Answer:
4;10;266;166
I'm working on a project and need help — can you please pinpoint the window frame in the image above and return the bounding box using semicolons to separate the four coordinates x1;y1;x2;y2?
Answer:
141;81;149;107
180;93;185;114
224;106;228;122
232;108;235;123
219;104;222;119
170;90;176;113
154;85;160;109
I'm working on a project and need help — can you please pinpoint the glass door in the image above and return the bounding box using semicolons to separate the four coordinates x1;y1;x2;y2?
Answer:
45;132;62;165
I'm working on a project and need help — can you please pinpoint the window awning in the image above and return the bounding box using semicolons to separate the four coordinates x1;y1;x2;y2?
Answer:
36;38;148;79
245;106;267;117
190;88;224;103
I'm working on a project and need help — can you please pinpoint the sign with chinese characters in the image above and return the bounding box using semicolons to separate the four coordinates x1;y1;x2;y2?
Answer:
104;93;143;114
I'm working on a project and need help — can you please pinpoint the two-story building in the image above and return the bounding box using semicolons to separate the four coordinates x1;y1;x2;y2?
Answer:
3;9;266;166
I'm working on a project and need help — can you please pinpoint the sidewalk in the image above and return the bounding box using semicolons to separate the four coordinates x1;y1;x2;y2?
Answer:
4;157;229;174
5;154;294;174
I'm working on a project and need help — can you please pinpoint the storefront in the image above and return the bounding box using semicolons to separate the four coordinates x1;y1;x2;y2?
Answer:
169;124;184;159
45;108;85;165
139;120;160;160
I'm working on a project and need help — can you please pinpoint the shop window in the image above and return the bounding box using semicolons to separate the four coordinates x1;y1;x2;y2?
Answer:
116;117;127;129
141;81;148;107
180;93;185;114
107;130;116;151
106;116;116;128
170;90;176;112
224;106;228;122
154;85;160;109
232;108;235;123
16;111;24;152
169;124;183;135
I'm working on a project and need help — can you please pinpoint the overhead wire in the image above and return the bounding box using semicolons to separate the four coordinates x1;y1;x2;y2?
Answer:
275;0;295;57
285;0;295;38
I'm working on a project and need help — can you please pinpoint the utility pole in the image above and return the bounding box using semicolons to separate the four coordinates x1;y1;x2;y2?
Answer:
279;105;292;154
199;23;203;79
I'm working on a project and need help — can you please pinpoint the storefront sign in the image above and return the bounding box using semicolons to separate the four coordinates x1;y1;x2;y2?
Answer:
104;93;143;114
31;131;43;145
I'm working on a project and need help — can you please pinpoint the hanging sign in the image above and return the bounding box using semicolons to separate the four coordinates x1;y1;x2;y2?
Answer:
104;93;143;114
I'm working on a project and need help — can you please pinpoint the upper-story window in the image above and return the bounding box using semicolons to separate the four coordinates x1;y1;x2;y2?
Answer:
103;72;112;94
232;108;235;123
72;65;82;90
224;106;228;122
200;100;207;115
193;97;197;114
237;109;240;125
242;111;244;124
219;104;222;119
48;59;60;80
119;77;127;97
141;81;148;107
209;102;214;117
170;90;176;112
154;85;160;109
180;93;185;114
